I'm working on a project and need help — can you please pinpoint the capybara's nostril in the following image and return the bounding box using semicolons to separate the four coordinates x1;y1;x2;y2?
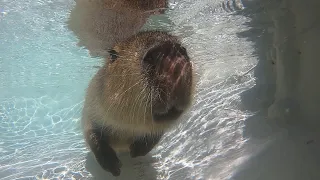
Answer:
172;61;193;110
142;41;190;76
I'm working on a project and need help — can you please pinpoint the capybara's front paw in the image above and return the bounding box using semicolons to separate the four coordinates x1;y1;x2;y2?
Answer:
96;154;123;176
129;142;152;158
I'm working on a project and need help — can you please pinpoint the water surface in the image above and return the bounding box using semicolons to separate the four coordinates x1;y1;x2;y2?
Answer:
0;0;265;179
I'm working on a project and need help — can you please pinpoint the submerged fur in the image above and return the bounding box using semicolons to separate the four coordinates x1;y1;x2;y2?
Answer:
81;31;195;152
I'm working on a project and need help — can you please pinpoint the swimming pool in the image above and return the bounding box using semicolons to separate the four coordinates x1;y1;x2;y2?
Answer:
0;0;274;179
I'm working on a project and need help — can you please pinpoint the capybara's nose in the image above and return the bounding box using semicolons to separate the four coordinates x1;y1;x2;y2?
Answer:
156;44;192;110
142;41;193;121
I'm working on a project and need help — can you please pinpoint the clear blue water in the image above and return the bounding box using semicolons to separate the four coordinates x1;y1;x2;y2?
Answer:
0;1;97;179
0;0;263;179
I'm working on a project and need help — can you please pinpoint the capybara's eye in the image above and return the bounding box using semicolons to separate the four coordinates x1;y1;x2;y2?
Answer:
108;49;118;63
180;46;187;55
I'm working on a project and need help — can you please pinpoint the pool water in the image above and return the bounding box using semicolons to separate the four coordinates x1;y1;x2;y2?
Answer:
0;0;267;179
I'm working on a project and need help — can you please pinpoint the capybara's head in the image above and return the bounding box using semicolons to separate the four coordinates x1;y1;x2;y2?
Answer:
104;31;195;126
